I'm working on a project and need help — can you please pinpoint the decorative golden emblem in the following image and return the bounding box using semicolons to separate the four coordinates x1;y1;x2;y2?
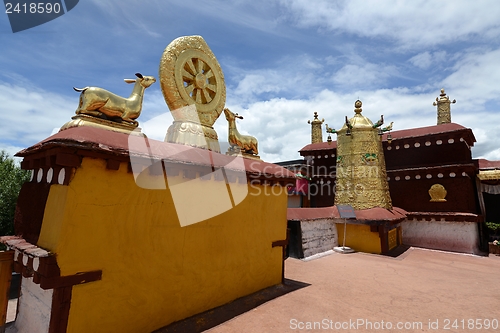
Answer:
160;36;226;152
159;35;226;127
362;153;378;165
429;184;447;202
478;170;500;181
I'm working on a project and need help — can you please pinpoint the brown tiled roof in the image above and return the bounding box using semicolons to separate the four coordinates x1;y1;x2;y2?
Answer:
381;122;474;142
354;207;407;221
0;236;50;257
287;206;339;220
406;212;482;223
477;158;500;170
16;126;295;180
300;123;475;153
287;206;407;222
300;141;337;153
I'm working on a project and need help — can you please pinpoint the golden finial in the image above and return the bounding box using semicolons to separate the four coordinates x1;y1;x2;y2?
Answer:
354;100;363;114
433;88;456;125
308;112;325;144
308;111;324;124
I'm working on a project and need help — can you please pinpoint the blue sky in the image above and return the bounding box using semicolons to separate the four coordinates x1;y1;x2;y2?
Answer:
1;0;500;162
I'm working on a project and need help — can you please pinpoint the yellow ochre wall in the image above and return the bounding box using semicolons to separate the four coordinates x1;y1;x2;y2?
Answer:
336;223;381;254
37;157;287;333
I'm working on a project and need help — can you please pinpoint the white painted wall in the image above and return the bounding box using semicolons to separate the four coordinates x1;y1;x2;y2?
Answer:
300;219;338;258
402;220;480;255
12;277;52;333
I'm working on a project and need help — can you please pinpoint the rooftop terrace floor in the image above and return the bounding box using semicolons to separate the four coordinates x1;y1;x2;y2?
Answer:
207;247;500;333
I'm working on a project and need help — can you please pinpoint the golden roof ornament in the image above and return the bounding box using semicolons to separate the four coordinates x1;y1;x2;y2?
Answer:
429;184;447;202
308;112;324;144
160;35;226;152
331;100;393;210
224;108;260;159
60;73;156;134
433;88;456;125
354;99;362;114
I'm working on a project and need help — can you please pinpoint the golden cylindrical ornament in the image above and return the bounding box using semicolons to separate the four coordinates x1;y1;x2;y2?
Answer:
334;101;392;210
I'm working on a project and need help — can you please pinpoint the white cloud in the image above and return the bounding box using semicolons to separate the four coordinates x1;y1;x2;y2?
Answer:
442;48;500;106
332;63;399;89
279;0;500;48
410;52;433;69
0;82;74;146
232;73;283;101
225;52;404;107
169;0;287;36
455;111;500;159
90;0;288;39
225;54;326;104
482;148;500;161
409;51;447;70
89;0;165;37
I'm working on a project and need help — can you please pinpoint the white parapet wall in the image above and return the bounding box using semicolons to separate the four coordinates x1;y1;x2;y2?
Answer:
9;277;53;333
402;219;480;255
300;219;338;258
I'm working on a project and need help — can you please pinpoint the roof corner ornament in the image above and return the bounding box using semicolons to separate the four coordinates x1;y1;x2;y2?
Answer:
433;88;456;125
308;111;325;144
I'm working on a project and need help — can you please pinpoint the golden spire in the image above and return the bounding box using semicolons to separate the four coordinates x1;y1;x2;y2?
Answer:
334;100;392;210
354;99;362;114
308;112;324;144
433;88;456;125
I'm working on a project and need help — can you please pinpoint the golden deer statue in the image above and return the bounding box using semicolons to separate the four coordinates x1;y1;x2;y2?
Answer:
74;73;156;126
223;108;258;155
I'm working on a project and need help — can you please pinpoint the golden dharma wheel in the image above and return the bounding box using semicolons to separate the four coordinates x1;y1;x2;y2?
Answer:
159;36;226;127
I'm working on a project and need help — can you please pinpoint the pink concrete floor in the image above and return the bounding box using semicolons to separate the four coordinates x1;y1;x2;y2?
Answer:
206;248;500;333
